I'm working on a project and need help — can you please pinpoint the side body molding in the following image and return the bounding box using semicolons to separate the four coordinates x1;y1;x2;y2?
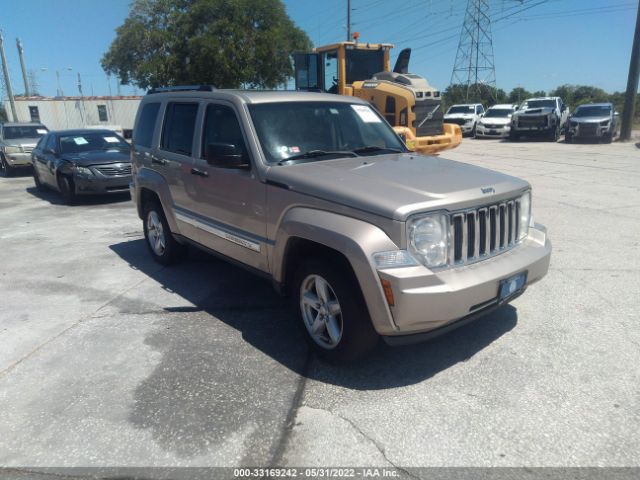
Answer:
272;207;400;334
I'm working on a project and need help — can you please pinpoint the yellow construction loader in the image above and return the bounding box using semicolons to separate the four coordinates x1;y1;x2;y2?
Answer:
293;39;461;154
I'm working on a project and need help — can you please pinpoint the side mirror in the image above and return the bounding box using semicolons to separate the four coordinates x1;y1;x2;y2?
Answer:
205;143;249;169
46;148;58;156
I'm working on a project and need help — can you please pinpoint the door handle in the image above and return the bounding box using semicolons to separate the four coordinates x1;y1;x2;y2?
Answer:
151;156;166;165
191;168;209;178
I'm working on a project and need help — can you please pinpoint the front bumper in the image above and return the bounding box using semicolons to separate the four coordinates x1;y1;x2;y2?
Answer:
476;124;510;138
568;124;610;138
3;152;32;167
377;224;551;340
73;174;132;195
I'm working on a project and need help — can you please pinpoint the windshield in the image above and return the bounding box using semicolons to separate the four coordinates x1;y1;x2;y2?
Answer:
573;105;611;117
248;101;405;164
345;49;385;85
525;100;556;109
3;125;48;140
59;132;130;154
484;108;513;118
447;106;474;114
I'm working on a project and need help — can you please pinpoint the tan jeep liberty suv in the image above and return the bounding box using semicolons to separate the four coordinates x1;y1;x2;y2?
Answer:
130;85;551;362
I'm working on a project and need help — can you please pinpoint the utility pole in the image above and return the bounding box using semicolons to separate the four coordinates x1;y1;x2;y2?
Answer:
0;32;17;121
621;0;640;141
16;38;30;96
347;0;351;41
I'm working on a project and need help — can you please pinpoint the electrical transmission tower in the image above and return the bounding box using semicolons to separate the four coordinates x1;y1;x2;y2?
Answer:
450;0;497;102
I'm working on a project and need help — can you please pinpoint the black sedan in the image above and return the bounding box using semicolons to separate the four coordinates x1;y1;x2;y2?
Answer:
31;129;131;204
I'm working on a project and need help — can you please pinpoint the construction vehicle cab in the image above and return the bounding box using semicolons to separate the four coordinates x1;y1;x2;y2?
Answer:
293;41;461;154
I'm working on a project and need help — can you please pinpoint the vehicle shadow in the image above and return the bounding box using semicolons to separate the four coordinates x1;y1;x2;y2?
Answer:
109;239;518;390
25;186;130;206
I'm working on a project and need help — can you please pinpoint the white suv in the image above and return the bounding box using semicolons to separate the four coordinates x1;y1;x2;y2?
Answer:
475;104;518;139
443;103;485;136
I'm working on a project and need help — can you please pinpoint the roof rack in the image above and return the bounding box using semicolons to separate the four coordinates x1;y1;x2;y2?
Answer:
146;85;216;95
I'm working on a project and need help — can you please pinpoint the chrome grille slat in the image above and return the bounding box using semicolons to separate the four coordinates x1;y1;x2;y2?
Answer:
448;197;523;267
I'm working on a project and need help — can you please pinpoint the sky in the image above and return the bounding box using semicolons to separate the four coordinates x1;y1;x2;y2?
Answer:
0;0;637;99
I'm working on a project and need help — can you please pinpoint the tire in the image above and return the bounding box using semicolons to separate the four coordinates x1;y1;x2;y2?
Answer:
471;122;477;138
292;256;379;363
565;133;573;144
0;156;12;178
549;126;560;142
33;167;45;191
142;200;186;266
509;130;518;141
57;174;76;205
603;132;612;144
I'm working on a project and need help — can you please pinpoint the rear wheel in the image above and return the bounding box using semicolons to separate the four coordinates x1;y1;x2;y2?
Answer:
0;156;12;178
57;174;76;204
293;257;379;363
143;201;186;265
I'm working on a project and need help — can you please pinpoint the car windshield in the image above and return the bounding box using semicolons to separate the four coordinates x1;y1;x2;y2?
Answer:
59;132;130;154
573;105;611;117
525;100;556;109
3;126;48;139
484;108;513;118
447;106;474;114
248;101;406;164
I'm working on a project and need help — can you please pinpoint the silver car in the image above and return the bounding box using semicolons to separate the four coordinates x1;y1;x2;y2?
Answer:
565;103;619;143
130;87;551;362
0;122;49;177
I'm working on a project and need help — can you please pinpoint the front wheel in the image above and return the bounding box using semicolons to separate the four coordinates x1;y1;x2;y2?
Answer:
33;167;45;191
293;257;379;363
602;132;613;144
143;201;186;265
57;174;76;204
0;156;12;178
565;133;573;144
549;126;560;142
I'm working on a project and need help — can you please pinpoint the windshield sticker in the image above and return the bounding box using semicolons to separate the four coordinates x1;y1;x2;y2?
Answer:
351;105;381;123
73;137;89;145
329;108;339;114
289;146;300;153
104;136;120;143
36;129;47;134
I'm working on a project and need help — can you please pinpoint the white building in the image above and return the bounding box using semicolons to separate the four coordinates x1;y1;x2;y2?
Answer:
3;95;142;134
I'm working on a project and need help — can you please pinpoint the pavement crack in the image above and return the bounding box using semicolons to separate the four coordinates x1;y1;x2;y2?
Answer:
303;405;420;479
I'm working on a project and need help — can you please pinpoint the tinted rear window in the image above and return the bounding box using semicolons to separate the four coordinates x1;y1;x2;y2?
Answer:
134;102;160;148
161;103;198;156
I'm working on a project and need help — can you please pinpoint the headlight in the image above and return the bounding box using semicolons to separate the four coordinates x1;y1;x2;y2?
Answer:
3;146;21;154
407;213;449;267
519;191;531;240
73;165;93;177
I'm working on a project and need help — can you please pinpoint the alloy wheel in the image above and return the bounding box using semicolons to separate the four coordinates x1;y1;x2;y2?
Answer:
300;274;343;349
146;210;166;256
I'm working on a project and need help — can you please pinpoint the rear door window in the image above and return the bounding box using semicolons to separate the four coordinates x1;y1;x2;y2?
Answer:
134;102;160;148
161;103;199;156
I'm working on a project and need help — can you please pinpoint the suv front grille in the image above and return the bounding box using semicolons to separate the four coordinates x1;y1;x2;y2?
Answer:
518;115;547;127
445;118;467;126
449;198;521;266
95;164;132;176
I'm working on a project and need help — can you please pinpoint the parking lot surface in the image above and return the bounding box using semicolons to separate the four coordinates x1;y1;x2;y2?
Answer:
0;138;639;471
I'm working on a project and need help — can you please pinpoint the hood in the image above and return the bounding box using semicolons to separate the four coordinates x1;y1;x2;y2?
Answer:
515;107;555;116
61;149;130;165
480;117;510;126
267;153;529;221
1;137;40;148
571;116;610;123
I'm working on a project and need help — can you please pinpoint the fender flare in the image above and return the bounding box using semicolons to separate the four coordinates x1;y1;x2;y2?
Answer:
134;167;178;232
272;207;400;334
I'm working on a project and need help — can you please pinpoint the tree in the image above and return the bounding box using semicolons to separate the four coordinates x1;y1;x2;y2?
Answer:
102;0;312;90
0;105;6;122
443;83;504;108
507;87;531;105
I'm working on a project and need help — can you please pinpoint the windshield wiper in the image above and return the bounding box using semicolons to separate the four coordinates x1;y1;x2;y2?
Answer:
351;146;403;155
279;150;357;164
